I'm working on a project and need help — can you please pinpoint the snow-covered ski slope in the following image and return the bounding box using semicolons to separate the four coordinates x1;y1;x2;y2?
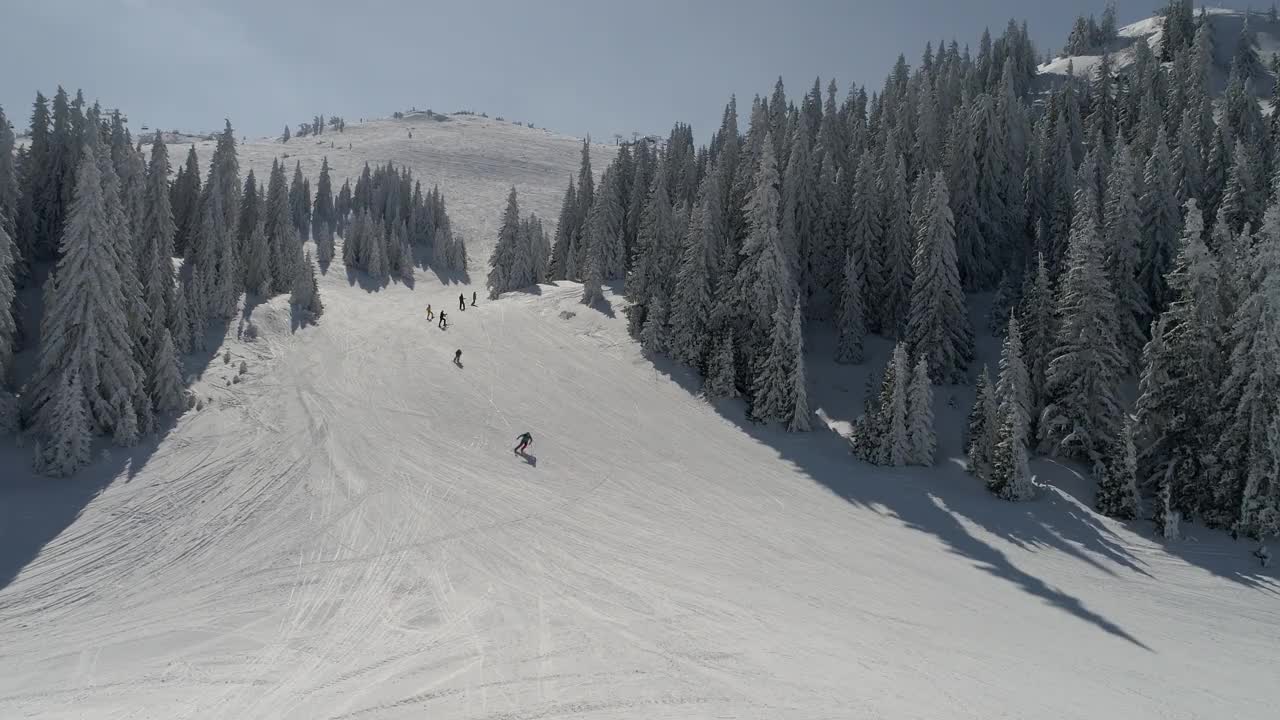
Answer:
1039;7;1280;95
183;112;617;264
1;115;1278;719
2;267;1278;718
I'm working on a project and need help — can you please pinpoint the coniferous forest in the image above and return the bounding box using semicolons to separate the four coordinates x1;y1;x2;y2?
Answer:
0;92;465;477
487;2;1280;540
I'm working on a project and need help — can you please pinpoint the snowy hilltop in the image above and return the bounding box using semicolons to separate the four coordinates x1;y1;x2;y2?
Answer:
180;112;617;265
1040;5;1280;99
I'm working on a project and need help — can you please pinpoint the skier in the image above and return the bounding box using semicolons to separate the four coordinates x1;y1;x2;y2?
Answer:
1255;544;1271;568
454;349;462;366
426;304;434;321
459;293;467;310
514;432;533;454
438;310;447;329
471;291;477;307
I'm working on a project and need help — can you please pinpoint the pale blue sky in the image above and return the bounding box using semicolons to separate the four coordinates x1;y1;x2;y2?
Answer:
0;0;1255;142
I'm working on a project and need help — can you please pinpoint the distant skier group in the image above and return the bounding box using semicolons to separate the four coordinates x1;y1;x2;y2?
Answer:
427;290;532;462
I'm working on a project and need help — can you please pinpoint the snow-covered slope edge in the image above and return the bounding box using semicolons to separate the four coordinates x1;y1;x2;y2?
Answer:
0;255;1276;718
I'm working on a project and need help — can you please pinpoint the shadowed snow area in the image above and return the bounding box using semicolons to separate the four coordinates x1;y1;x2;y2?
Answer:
1;115;1278;720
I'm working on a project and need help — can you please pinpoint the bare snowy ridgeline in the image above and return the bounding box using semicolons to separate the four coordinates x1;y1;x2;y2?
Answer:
1;4;1280;719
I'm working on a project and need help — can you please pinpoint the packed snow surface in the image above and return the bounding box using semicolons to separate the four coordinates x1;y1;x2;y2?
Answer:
2;115;1278;720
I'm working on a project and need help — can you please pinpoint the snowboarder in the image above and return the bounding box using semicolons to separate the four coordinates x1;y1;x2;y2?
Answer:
514;432;533;454
438;311;447;329
454;349;462;366
1255;544;1271;568
426;304;434;321
459;293;467;310
471;291;477;307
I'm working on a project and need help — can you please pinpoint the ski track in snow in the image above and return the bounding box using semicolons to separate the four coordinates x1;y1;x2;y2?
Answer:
1;116;1278;719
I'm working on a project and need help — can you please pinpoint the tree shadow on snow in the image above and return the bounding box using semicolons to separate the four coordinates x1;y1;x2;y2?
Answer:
641;333;1172;652
0;301;232;595
345;266;388;293
411;244;472;286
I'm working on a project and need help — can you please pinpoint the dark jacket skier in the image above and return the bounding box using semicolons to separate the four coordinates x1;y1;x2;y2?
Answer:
514;432;533;453
438;311;447;329
459;293;467;310
454;349;462;365
471;291;477;307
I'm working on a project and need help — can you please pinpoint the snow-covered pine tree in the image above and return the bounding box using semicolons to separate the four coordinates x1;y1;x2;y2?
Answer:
212;188;241;319
873;343;911;467
0;104;19;245
397;223;414;283
549;179;577;281
963;368;996;479
639;294;669;354
749;291;798;424
835;248;866;363
137;132;178;359
1173;106;1204;208
291;250;324;319
879;156;913;336
972;92;1009;287
1018;253;1053;423
985;319;1029;485
1135;200;1225;524
171;274;192;354
907;354;936;465
366;217;387;279
580;232;605;307
487;187;521;298
28;130;143;455
526;214;549;282
148;327;186;415
266;160;299;291
290;162;309;240
1097;416;1142;520
237;170;260;279
703;327;739;399
998;313;1031;429
36;368;92;477
1103;140;1150;371
906;171;972;383
786;300;811;432
0;223;15;393
781;120;818;288
810;148;844;315
244;214;272;295
313;157;335;264
947;99;987;290
574;139;595;274
1213;202;1280;535
846;152;884;332
1221;139;1263;236
335;179;352;237
669;187;712;368
1138;126;1180;325
593;168;626;279
990;392;1034;501
1038;150;1125;462
625;164;676;336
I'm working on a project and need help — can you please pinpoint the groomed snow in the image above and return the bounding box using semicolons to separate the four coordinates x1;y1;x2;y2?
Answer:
1;116;1278;720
